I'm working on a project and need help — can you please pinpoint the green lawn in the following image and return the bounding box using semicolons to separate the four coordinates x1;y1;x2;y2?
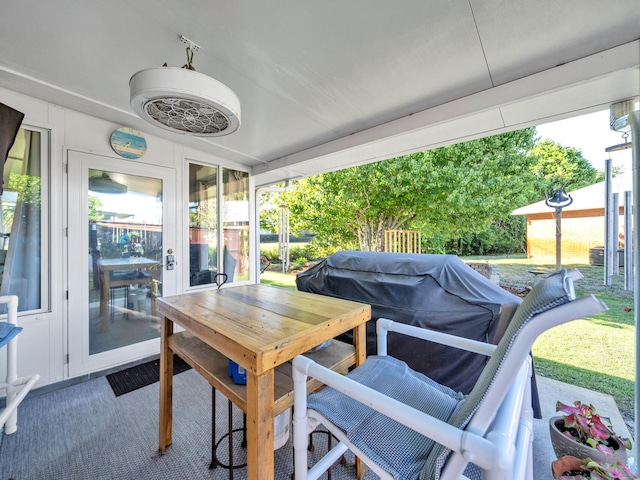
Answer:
261;271;298;290
533;301;635;417
260;260;635;422
479;257;635;420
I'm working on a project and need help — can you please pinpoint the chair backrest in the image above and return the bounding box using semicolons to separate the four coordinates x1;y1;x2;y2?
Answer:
422;269;607;480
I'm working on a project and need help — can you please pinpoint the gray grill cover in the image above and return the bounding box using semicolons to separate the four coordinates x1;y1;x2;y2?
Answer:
296;251;521;394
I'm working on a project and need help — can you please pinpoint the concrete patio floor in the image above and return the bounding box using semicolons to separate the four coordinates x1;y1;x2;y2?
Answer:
533;375;635;479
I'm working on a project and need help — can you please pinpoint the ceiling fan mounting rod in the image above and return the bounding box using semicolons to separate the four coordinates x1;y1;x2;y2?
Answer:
180;35;200;52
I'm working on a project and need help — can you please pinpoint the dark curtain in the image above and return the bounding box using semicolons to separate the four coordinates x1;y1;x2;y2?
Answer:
0;102;25;194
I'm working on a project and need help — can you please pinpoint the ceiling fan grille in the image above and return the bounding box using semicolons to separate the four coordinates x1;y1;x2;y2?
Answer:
130;67;241;137
145;97;230;135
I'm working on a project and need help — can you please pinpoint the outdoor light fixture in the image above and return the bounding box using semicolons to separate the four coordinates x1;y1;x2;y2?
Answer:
545;189;573;270
610;99;636;132
130;36;241;137
546;189;573;208
606;99;636;152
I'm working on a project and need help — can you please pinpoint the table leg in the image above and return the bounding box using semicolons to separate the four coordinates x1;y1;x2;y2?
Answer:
100;270;109;332
353;323;366;367
246;369;275;480
159;316;174;454
353;323;367;479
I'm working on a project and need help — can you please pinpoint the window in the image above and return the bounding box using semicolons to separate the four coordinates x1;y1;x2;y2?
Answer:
222;168;249;282
188;163;218;286
1;127;49;312
188;164;249;286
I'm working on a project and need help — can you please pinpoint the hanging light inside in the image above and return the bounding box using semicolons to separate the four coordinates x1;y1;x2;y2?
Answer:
130;36;241;137
89;172;127;194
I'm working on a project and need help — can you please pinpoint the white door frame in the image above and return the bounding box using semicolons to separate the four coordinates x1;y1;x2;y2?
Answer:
67;149;177;377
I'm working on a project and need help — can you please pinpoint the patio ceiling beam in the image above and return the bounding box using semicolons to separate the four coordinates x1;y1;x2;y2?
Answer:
253;40;640;187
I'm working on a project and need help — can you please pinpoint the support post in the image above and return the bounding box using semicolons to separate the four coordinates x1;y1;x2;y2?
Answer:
613;192;620;276
630;110;640;473
604;159;613;285
545;190;572;271
554;208;562;271
624;190;633;291
278;204;290;274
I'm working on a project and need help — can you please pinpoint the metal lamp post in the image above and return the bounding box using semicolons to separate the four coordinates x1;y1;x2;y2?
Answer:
545;189;573;271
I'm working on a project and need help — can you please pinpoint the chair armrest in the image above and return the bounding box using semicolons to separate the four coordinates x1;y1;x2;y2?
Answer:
376;318;497;357
292;355;499;466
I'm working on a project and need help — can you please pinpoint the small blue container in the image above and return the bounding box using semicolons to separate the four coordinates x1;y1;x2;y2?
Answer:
227;359;247;385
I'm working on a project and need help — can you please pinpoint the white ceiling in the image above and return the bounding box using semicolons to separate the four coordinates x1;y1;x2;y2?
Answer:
0;0;638;187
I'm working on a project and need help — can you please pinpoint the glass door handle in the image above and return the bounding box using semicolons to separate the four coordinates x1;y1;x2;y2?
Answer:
164;255;175;270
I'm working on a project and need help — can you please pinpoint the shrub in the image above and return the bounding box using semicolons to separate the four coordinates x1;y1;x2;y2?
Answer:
303;239;346;259
290;245;311;262
260;246;280;262
290;257;309;270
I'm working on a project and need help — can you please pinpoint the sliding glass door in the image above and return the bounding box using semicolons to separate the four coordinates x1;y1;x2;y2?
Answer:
187;163;249;288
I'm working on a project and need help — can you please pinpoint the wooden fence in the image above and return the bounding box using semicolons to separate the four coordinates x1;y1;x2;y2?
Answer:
384;230;421;253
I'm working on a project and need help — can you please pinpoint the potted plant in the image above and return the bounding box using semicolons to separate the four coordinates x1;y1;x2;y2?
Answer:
551;455;638;479
550;401;632;465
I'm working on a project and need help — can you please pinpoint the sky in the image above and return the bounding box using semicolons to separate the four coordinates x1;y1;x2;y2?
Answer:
535;109;633;172
94;191;162;224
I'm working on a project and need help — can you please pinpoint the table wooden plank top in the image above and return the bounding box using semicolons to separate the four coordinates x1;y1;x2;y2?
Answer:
156;284;370;375
97;256;158;269
158;284;370;479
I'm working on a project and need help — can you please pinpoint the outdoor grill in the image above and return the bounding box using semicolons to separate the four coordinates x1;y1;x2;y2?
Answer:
296;251;523;395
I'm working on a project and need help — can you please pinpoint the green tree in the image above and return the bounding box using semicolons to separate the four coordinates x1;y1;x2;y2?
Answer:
88;195;103;222
8;173;41;205
444;139;603;255
283;128;537;251
527;139;603;200
1;173;43;232
259;190;281;234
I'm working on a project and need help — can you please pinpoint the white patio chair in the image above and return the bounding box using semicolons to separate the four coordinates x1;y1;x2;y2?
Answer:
0;295;40;434
292;269;607;480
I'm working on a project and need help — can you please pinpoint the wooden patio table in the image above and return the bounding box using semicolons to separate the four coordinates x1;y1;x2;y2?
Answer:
97;256;157;332
157;284;370;480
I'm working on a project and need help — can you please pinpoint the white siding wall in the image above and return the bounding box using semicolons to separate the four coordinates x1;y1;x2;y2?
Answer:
0;86;252;388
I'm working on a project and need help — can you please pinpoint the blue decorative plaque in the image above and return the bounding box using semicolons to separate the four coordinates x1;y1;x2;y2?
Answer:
110;127;147;159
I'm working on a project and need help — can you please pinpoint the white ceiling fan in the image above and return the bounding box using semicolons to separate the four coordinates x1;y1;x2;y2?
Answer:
129;36;241;137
